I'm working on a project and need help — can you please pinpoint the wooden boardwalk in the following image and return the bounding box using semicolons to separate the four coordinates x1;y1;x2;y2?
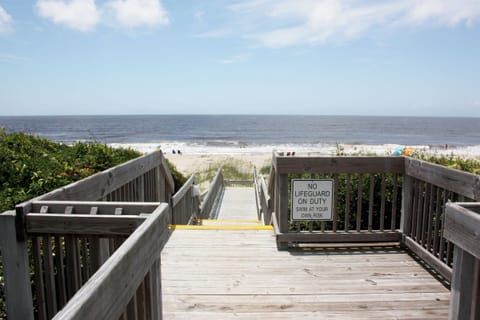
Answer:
201;186;263;227
161;229;450;319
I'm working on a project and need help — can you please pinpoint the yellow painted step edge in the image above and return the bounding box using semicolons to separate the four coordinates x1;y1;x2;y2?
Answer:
193;219;262;223
168;225;273;231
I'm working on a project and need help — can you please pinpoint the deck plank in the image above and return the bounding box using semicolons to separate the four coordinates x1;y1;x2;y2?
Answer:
161;230;449;319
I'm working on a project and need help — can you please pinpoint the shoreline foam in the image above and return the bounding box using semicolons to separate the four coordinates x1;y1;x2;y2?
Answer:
109;142;480;176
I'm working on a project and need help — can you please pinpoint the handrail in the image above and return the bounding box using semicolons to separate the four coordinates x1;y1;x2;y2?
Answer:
172;175;195;207
259;175;272;225
171;175;199;225
253;167;261;220
1;151;177;319
52;203;170;320
199;167;224;219
444;203;480;320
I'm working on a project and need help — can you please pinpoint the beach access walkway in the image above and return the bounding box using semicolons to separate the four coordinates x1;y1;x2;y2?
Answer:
2;151;478;320
161;183;450;319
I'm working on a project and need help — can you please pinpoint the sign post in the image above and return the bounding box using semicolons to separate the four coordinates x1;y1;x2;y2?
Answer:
291;179;334;221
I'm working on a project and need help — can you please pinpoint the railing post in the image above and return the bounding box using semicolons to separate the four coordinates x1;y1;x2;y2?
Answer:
276;173;289;249
0;212;34;320
449;247;479;320
150;257;162;320
400;174;413;243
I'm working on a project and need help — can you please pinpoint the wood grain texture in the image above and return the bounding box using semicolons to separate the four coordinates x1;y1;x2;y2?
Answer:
161;229;449;319
53;203;171;320
275;156;405;174
444;203;480;259
405;157;480;200
26;214;146;236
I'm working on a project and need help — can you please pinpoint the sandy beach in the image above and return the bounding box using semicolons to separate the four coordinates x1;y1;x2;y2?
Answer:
164;153;272;176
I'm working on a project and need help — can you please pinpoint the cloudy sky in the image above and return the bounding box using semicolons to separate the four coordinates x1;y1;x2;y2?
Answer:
1;0;479;116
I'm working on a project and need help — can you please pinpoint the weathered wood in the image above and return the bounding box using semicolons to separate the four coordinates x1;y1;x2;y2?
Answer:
278;174;289;234
200;167;224;218
162;229;449;319
449;247;478;320
368;174;375;232
274;156;405;174
0;212;34;319
40;152;165;201
403;236;452;281
277;231;402;244
43;235;58;317
405;157;480;200
172;175;195;207
344;174;351;232
391;174;399;230
52;203;171;320
356;174;363;232
444;203;480;259
55;236;67;306
31;201;160;215
26;214;146;236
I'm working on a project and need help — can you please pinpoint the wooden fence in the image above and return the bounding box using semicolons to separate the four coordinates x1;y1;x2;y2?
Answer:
263;153;480;283
444;202;480;320
0;151;185;319
171;175;199;225
199;167;224;219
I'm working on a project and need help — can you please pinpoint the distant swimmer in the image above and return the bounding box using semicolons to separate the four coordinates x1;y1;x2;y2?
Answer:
172;150;176;154
177;150;182;154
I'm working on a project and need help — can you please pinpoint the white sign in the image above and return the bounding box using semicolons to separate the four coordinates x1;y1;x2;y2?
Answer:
291;179;334;221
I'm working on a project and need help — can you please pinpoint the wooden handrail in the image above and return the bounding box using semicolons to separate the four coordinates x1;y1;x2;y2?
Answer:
172;175;195;207
199;167;224;219
171;175;199;225
444;203;480;320
52;203;170;320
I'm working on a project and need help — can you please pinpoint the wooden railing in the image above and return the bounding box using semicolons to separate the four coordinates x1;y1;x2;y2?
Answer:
258;174;272;225
444;203;480;320
0;151;176;319
171;175;200;225
401;158;480;281
199;167;224;219
267;153;480;283
270;154;404;247
52;203;170;320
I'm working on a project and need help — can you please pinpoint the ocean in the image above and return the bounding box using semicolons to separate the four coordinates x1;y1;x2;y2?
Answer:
1;115;479;156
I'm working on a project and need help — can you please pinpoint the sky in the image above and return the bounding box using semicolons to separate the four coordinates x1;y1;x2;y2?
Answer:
0;0;480;117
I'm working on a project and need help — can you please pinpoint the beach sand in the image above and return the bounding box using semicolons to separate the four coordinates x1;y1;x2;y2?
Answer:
164;153;272;176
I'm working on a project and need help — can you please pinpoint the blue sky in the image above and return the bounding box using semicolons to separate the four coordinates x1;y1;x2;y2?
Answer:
1;0;480;116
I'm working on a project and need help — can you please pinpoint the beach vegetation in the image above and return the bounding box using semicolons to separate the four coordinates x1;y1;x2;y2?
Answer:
0;130;188;317
413;152;480;175
195;158;253;187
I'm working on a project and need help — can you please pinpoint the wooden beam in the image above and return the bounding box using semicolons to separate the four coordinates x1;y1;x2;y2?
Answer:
27;152;163;202
0;211;34;319
172;175;194;207
26;214;146;236
52;203;171;320
405;157;480;200
445;203;480;259
449;247;478;320
275;156;405;174
31;201;160;215
403;236;452;282
276;231;402;244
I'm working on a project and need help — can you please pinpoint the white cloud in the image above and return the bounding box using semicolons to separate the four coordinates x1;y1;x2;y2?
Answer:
228;0;480;48
0;5;14;34
105;0;169;28
36;0;99;32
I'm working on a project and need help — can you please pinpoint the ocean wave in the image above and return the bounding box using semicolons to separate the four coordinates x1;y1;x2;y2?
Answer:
108;141;480;158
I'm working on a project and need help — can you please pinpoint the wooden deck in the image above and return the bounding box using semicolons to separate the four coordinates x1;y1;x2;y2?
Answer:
161;229;450;319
